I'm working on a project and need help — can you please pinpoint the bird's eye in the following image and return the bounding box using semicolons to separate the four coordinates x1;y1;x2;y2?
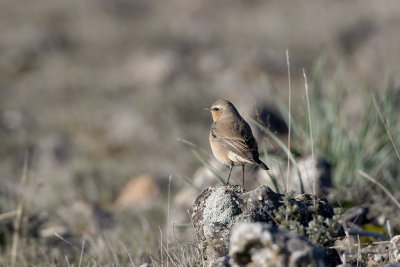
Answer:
213;107;219;111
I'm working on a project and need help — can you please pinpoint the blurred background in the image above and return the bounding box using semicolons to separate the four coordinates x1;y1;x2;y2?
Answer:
1;0;400;265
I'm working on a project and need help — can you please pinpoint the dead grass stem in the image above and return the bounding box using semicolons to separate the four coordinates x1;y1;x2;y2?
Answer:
371;93;400;162
286;49;292;195
10;152;29;267
303;69;316;203
358;170;400;210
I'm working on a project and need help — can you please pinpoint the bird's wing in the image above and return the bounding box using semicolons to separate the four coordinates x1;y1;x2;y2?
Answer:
211;119;259;163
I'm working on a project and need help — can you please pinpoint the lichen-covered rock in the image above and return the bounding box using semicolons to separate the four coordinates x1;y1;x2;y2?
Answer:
191;184;342;263
229;222;339;267
337;241;391;265
192;185;244;260
391;235;400;263
203;186;243;226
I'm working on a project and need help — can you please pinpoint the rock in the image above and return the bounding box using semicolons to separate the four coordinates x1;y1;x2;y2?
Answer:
191;184;342;263
229;222;340;267
257;156;333;197
171;161;229;241
339;242;390;266
342;205;370;226
171;158;267;242
192;185;244;261
172;155;291;242
339;236;400;266
56;199;113;237
213;255;230;267
115;174;160;210
391;235;400;263
39;224;69;238
175;155;333;242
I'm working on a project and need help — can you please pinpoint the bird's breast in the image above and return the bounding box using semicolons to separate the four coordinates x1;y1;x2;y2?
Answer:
209;132;232;166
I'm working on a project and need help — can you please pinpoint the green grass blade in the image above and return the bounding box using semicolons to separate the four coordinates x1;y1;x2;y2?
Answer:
251;118;304;194
191;149;225;184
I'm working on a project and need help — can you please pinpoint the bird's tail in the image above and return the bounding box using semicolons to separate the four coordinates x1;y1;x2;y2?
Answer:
257;161;269;170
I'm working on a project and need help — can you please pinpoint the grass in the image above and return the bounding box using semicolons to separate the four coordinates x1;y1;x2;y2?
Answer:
259;57;400;207
286;49;293;195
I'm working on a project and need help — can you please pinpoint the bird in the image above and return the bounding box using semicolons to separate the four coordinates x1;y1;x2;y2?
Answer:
205;99;269;186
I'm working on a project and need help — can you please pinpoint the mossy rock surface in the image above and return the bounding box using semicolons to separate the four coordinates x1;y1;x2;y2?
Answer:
192;184;343;264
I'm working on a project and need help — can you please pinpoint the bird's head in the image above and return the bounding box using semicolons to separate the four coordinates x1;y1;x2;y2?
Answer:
205;99;238;122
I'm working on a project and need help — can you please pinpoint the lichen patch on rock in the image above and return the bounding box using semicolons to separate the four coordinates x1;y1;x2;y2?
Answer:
204;187;242;226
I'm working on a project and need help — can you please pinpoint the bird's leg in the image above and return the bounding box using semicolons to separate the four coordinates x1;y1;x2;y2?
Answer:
242;165;245;187
226;164;233;185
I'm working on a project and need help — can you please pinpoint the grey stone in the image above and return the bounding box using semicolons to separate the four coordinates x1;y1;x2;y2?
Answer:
192;185;244;261
213;255;230;267
257;156;333;197
191;184;342;264
229;222;337;267
391;235;400;263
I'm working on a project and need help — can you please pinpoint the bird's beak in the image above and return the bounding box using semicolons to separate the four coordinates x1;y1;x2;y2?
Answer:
203;108;210;111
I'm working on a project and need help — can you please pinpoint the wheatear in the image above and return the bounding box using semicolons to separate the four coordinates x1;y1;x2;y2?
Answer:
205;99;269;186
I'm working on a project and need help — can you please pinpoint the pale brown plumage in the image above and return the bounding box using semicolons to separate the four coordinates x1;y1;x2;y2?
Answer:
206;99;269;185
